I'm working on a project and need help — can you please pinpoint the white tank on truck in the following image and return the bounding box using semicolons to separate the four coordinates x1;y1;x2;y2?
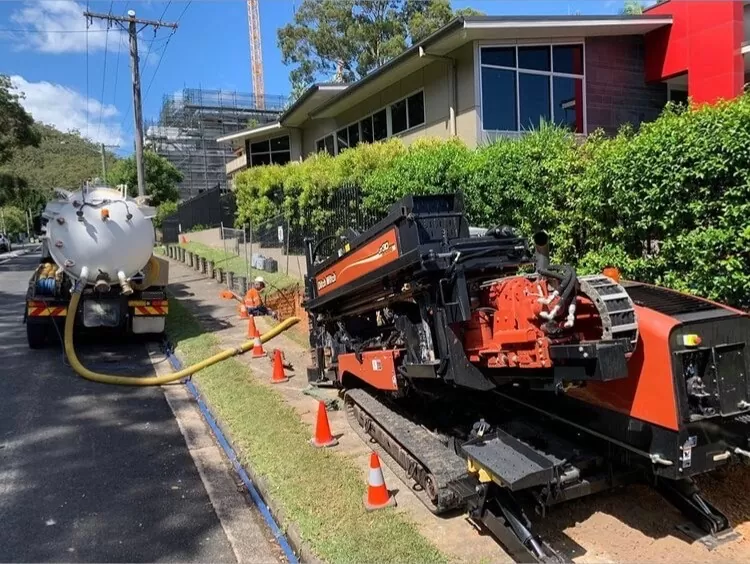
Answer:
41;183;156;294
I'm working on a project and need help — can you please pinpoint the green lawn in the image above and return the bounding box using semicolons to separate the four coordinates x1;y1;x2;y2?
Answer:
167;298;446;564
180;241;299;290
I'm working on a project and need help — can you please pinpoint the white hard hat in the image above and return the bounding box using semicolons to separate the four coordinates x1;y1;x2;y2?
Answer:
254;276;265;284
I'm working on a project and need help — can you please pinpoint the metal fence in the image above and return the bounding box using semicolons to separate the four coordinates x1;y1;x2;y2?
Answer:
162;185;236;243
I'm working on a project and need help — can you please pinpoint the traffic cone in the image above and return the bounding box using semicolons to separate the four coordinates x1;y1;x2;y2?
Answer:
310;400;338;448
247;315;259;339
271;349;289;384
364;452;396;511
238;302;248;319
251;332;266;359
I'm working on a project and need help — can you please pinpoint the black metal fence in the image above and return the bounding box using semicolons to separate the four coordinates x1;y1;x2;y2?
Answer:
161;185;236;243
292;184;384;259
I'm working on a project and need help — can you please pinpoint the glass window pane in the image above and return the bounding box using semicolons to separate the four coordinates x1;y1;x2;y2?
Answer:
407;91;425;128
373;109;387;141
391;99;407;134
518;46;550;72
552;76;583;133
361;117;373;143
519;73;551;130
251;152;270;166
316;139;325;153
553;45;583;75
270;135;290;151
337;128;349;152
271;151;291;165
324;134;335;155
348;123;360;147
481;47;515;68
250;139;270;154
481;67;517;131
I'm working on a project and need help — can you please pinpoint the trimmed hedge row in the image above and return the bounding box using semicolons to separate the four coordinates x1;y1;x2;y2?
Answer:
234;95;750;308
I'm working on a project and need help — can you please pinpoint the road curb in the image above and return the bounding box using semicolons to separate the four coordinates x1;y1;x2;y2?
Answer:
166;350;320;564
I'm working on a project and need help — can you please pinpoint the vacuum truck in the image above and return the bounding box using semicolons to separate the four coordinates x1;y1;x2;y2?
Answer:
25;181;169;348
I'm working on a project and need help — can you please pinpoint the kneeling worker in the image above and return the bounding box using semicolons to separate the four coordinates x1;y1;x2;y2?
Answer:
244;276;271;317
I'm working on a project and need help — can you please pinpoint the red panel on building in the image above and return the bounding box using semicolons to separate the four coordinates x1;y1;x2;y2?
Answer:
644;0;744;103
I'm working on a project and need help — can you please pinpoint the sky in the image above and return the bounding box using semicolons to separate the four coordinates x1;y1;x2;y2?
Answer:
0;0;631;155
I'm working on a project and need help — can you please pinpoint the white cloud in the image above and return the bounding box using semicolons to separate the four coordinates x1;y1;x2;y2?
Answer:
10;0;125;54
10;76;127;148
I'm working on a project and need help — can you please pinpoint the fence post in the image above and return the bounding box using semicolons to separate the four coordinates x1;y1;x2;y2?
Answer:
221;221;227;259
207;260;215;279
244;223;249;285
237;276;247;297
285;217;291;276
227;270;235;293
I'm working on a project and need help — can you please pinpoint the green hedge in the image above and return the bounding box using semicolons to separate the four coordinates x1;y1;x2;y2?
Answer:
234;94;750;308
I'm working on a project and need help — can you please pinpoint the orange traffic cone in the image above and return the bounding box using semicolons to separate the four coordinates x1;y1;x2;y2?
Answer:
310;400;338;448
238;302;248;319
251;334;266;358
364;452;396;511
247;315;259;339
271;349;289;384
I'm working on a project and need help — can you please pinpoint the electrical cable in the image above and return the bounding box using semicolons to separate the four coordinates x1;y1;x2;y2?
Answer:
85;1;90;141
97;1;114;137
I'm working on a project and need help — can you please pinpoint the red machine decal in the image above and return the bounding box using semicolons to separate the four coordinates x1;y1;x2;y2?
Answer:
315;228;399;296
337;350;401;391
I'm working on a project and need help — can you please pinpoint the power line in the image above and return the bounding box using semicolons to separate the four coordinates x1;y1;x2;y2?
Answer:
85;2;90;140
0;28;111;33
97;1;115;136
112;31;122;109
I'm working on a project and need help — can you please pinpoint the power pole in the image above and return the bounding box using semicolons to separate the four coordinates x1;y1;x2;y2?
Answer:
84;9;178;198
99;143;120;184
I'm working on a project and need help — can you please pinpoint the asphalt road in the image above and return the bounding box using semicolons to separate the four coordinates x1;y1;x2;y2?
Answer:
0;252;245;562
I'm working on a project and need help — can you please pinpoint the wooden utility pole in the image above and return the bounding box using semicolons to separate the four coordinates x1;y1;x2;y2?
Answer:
84;9;178;198
99;143;120;183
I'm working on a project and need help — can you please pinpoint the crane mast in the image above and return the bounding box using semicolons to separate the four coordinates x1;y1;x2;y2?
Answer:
247;0;265;110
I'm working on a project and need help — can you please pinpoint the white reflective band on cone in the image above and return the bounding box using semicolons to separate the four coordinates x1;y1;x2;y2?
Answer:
369;468;385;487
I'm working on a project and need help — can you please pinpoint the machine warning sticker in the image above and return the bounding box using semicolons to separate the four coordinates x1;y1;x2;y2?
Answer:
372;359;383;371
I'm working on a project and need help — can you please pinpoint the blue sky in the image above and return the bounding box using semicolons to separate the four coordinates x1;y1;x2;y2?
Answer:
0;0;627;153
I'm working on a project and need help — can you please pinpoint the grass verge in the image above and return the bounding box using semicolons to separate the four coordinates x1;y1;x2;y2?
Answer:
167;297;446;564
180;241;299;290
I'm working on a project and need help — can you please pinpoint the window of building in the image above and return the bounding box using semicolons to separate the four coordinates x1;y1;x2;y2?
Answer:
316;134;335;156
480;44;584;133
318;90;425;156
390;90;425;135
249;135;291;166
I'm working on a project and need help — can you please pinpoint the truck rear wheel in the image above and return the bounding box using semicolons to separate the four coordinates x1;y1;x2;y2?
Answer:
26;319;48;349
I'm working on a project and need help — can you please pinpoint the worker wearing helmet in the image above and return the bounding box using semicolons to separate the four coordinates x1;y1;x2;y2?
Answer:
244;276;271;317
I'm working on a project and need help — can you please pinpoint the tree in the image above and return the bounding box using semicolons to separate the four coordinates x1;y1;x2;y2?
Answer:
621;0;644;15
0;75;39;166
278;0;482;93
154;200;178;228
0;123;118;209
0;205;25;235
107;151;182;206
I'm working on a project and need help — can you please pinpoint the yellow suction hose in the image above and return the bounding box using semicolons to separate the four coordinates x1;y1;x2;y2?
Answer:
64;288;300;386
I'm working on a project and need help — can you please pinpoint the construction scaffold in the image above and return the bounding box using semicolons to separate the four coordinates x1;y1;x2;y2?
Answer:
145;88;286;200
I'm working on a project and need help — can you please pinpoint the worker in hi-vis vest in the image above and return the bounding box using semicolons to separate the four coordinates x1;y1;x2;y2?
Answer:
244;276;271;316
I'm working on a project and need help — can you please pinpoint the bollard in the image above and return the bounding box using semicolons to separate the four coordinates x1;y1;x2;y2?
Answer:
187;251;194;268
200;257;208;275
194;255;202;272
237;276;247;296
180;247;186;263
167;246;173;259
216;267;225;284
227;271;235;293
207;260;215;279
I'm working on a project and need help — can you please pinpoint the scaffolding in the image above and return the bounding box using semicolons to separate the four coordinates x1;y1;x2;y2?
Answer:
145;88;286;200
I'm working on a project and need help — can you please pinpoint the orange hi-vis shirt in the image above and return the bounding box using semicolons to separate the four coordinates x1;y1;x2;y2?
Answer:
244;287;263;308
